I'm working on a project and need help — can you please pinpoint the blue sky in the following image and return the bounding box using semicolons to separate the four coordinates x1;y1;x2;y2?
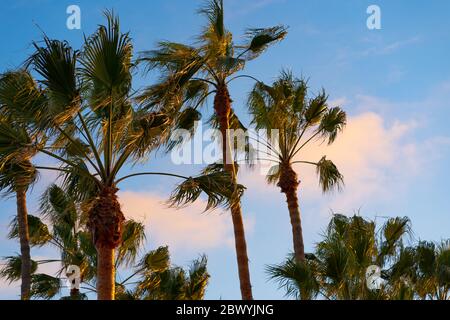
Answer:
1;0;450;299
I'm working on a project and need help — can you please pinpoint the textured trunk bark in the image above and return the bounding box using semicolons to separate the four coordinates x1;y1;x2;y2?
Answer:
214;83;253;300
97;246;115;300
278;164;305;262
284;187;305;262
16;189;31;300
88;186;124;300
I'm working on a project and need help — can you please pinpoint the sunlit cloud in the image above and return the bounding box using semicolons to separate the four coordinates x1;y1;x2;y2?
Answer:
119;191;235;253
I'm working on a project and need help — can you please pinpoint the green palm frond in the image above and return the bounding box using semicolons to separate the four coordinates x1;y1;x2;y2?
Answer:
40;184;78;227
166;107;202;151
267;256;319;300
318;107;347;144
316;156;344;192
266;165;281;185
184;256;209;300
137;246;170;274
243;26;288;59
169;165;245;211
0;119;38;164
416;241;436;277
389;247;416;282
0;256;38;283
30;38;80;125
8;215;52;247
0;159;38;194
116;220;146;267
304;91;328;125
80;10;132;111
61;160;99;202
436;241;450;287
30;274;61;300
380;217;411;259
199;0;225;41
125;111;171;160
0;70;44;123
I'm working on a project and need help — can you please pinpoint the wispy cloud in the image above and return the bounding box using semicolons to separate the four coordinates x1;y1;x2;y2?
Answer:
335;35;422;65
227;0;286;18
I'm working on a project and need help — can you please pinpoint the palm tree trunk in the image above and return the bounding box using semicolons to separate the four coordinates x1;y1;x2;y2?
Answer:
97;247;115;300
88;186;124;300
16;189;31;300
214;83;253;300
278;164;305;262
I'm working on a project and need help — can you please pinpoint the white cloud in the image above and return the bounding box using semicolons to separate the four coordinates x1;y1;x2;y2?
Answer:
239;109;448;215
118;191;235;253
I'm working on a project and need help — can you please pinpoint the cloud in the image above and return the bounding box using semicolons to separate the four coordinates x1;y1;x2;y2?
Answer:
118;191;235;253
227;0;286;17
239;109;448;215
366;36;421;56
335;35;422;65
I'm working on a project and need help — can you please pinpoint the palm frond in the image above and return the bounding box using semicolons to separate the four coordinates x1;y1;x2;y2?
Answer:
318;107;347;144
137;246;170;274
316;156;344;192
30;274;62;299
199;0;225;41
116;220;146;267
184;255;209;300
267;257;319;300
0;256;38;283
169;165;245;211
0;70;44;123
243;25;288;60
8;215;52;247
80;10;132;112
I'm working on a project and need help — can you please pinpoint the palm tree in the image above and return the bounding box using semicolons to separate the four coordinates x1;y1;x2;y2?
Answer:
248;72;346;262
267;214;415;300
0;185;209;300
0;12;236;300
1;184;210;300
138;0;287;299
0;70;44;299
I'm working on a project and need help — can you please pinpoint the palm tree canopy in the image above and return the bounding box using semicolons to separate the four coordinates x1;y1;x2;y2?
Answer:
267;214;449;300
136;0;287;151
248;71;346;192
0;70;45;193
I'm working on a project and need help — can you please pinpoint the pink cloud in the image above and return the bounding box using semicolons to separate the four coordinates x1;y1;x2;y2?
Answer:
118;191;235;252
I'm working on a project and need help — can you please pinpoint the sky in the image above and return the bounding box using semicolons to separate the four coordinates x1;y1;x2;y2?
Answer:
1;0;450;300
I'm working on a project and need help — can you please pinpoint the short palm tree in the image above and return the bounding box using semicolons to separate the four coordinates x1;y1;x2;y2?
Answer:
248;72;346;262
0;70;45;299
267;214;415;300
1;12;235;300
138;0;287;299
2;184;209;300
116;246;209;300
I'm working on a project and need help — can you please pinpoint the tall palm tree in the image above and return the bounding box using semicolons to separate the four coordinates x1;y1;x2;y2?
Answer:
138;0;287;299
0;70;44;299
1;12;236;300
267;214;414;300
248;72;346;262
